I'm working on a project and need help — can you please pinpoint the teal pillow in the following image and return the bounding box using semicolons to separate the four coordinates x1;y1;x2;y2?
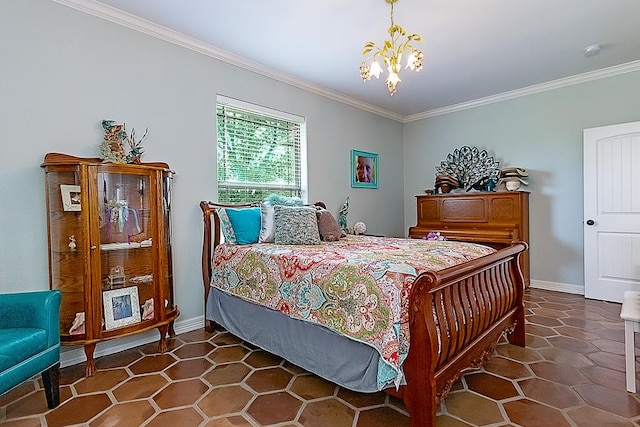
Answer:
265;194;305;206
225;207;261;245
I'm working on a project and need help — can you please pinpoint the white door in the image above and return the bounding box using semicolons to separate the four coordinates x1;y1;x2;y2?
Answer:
584;121;640;302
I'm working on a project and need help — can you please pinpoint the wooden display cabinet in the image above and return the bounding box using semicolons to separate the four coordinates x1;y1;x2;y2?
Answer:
42;153;179;376
409;191;530;287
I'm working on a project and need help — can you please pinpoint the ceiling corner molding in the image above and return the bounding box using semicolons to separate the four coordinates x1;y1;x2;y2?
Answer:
52;0;403;122
404;60;640;122
52;0;639;124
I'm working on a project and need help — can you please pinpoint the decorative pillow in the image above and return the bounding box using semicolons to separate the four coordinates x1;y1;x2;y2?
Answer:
258;203;275;243
224;207;261;245
217;208;236;244
316;208;342;242
265;193;305;206
274;206;321;245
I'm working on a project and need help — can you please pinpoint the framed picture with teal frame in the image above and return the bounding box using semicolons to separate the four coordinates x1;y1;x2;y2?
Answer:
351;149;378;189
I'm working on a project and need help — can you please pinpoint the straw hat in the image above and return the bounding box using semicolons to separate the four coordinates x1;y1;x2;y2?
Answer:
498;176;528;191
498;167;528;191
434;173;459;186
499;167;528;178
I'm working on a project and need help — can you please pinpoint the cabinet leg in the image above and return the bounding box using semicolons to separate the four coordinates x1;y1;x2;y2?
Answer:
168;320;176;338
157;324;169;353
84;343;97;377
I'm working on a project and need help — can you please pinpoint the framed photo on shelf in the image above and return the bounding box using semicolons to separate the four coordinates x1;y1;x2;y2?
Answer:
351;150;379;189
103;286;141;330
60;184;81;211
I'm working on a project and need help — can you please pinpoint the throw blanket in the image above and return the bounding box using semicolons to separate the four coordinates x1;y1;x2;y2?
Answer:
211;235;495;389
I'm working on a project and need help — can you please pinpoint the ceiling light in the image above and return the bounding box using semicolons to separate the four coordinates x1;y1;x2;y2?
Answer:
583;44;602;57
359;0;424;95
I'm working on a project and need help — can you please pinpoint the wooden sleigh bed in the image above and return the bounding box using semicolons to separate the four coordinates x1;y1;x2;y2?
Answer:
200;201;527;427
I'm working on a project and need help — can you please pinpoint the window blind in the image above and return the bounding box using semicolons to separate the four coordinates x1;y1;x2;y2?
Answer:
216;96;306;203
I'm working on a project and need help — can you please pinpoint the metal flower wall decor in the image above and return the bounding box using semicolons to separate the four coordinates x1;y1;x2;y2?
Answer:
435;146;500;192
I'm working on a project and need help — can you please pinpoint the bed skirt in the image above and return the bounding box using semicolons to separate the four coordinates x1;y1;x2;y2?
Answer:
206;287;388;393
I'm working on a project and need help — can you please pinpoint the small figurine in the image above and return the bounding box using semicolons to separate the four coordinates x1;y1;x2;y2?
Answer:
338;196;349;234
69;312;85;335
107;265;125;289
353;221;367;235
126;127;149;164
100;119;149;164
68;235;77;251
424;231;447;241
141;298;154;320
100;120;128;163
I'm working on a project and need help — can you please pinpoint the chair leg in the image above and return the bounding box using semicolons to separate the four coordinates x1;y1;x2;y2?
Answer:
625;320;636;393
42;362;61;409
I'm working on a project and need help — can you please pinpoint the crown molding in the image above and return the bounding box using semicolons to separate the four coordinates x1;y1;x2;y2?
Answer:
53;0;640;124
51;0;404;122
403;60;640;122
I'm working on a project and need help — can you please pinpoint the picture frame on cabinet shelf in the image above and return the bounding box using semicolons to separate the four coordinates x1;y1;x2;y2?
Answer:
103;286;141;330
60;184;81;211
351;150;379;189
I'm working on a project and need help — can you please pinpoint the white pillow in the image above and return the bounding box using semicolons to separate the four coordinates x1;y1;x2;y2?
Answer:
258;204;275;243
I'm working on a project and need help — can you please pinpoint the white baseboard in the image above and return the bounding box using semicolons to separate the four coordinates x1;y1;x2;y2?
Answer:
60;315;205;368
530;279;584;295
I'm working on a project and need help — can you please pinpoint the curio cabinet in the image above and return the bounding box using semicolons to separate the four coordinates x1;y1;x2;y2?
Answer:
42;153;179;376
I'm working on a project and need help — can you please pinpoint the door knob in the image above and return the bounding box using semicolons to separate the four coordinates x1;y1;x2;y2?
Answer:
586;219;595;226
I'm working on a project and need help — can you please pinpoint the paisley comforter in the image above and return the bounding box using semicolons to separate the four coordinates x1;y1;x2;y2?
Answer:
211;235;495;389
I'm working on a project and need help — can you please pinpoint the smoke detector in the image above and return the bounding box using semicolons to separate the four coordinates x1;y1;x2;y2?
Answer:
583;44;602;57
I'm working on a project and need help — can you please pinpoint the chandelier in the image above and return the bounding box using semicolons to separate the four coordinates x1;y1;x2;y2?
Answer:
359;0;424;95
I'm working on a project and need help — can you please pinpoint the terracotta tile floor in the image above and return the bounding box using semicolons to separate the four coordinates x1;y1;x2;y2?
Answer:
2;288;640;426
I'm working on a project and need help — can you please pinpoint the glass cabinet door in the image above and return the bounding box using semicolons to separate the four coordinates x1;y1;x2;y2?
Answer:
97;170;155;333
161;170;176;312
45;168;87;340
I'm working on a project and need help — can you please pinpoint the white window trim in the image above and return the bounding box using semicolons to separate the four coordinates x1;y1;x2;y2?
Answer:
216;95;308;203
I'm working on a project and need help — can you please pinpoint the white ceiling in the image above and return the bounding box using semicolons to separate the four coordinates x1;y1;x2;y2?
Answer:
82;0;640;119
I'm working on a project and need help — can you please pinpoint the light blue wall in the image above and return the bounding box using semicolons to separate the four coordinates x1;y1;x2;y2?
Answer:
403;71;640;289
2;0;639;324
0;0;404;323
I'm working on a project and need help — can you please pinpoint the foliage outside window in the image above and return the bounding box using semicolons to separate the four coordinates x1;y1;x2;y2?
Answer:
216;96;307;203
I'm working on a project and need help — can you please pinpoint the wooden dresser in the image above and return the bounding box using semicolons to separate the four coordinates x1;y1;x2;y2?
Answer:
409;191;530;287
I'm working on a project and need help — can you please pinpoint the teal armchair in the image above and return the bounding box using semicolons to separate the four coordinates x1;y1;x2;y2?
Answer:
0;290;61;408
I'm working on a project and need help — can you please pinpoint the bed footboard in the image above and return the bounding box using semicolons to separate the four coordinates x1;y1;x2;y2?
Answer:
393;242;527;427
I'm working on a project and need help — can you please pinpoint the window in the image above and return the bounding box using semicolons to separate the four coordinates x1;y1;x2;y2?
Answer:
216;96;307;203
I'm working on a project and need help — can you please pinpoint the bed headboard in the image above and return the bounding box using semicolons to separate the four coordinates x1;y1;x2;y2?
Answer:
200;201;259;298
199;200;327;328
